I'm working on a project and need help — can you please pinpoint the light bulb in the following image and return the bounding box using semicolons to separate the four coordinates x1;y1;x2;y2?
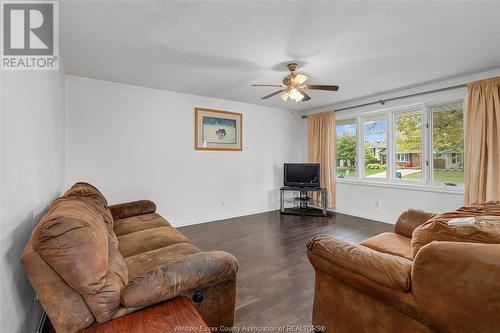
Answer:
289;88;304;102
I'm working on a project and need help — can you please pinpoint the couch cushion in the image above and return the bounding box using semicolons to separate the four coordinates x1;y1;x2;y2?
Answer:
117;226;191;258
64;182;117;248
126;242;201;281
109;200;157;220
33;196;127;322
361;232;413;260
121;251;238;308
64;182;108;206
113;213;170;237
411;215;500;257
395;209;436;238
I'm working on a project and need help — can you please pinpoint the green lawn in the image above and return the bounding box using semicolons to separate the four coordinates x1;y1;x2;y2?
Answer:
403;170;464;183
337;167;386;177
337;167;356;177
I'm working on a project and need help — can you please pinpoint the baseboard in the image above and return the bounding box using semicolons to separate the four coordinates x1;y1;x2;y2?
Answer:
171;208;281;227
331;208;394;225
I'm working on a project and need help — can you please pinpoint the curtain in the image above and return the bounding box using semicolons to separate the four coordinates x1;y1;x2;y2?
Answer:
307;111;336;208
464;77;500;205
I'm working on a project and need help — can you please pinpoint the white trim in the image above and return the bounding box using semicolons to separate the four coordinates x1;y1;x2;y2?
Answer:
330;207;394;225
336;178;464;195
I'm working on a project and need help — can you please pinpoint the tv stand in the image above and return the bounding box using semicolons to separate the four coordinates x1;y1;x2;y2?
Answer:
280;186;328;216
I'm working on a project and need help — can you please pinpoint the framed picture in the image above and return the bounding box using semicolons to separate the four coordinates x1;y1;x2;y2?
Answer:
195;107;242;151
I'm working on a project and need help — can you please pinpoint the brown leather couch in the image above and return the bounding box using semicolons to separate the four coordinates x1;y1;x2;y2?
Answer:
307;202;500;333
21;182;238;333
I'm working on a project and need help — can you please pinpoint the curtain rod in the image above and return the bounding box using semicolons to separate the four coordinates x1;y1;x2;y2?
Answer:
301;83;466;118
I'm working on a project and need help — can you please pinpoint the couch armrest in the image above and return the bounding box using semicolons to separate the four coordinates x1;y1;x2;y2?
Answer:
108;200;156;220
394;209;435;238
412;241;500;333
121;251;238;308
307;235;412;292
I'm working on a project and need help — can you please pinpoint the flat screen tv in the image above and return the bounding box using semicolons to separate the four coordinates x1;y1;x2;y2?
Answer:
284;163;320;188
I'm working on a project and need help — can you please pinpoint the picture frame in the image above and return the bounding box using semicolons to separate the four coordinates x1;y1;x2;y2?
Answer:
194;107;243;151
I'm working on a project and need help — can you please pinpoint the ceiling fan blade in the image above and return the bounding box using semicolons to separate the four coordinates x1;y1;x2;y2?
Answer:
297;88;311;101
280;92;290;102
261;89;286;100
251;84;283;87
293;74;310;85
304;84;339;91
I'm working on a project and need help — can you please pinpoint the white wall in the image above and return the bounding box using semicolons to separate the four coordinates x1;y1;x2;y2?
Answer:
0;68;66;332
335;182;463;223
66;76;304;226
302;68;500;223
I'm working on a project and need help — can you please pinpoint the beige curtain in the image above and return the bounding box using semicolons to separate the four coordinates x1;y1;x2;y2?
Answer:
307;111;336;208
464;77;500;205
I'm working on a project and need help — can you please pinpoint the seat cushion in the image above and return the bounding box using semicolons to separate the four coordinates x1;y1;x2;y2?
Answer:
121;251;238;308
113;213;170;237
126;242;201;281
117;226;191;258
361;232;413;260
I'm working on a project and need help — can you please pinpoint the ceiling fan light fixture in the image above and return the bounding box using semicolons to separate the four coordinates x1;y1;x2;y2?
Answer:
251;63;339;102
293;74;310;85
289;88;304;102
280;92;290;102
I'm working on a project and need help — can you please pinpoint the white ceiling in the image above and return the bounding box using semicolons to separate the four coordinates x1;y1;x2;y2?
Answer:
60;1;500;111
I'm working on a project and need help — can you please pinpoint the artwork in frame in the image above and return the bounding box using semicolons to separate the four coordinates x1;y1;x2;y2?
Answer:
195;107;243;151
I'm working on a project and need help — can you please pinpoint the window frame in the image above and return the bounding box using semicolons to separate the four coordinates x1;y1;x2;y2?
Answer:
360;113;389;181
334;97;465;193
392;108;424;184
335;118;358;178
427;100;465;189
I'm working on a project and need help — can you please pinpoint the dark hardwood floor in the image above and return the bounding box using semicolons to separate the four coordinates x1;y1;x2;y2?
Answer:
179;210;392;328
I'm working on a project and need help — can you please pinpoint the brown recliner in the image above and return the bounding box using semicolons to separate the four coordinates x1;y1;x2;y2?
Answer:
307;203;500;333
21;182;238;333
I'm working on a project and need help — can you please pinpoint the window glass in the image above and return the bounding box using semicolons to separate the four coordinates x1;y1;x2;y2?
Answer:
394;110;422;181
363;116;387;178
432;102;464;184
336;119;357;177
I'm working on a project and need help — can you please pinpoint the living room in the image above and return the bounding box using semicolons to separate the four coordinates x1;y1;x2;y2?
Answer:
1;1;499;333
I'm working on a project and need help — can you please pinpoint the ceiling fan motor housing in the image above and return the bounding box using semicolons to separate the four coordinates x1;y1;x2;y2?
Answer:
287;63;298;72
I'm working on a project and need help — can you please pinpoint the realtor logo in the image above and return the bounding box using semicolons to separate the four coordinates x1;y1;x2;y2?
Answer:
1;1;59;70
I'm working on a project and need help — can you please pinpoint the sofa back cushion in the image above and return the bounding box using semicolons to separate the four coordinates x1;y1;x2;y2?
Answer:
33;195;127;322
411;203;500;257
64;182;108;205
64;182;119;248
64;183;113;229
395;209;436;239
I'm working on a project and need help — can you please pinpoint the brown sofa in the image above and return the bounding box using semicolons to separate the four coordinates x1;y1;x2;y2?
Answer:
307;203;500;333
21;182;238;333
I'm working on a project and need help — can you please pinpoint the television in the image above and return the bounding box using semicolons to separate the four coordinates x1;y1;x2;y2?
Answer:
284;163;320;188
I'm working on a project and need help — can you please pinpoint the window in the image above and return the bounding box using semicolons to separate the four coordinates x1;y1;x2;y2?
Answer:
336;119;357;177
396;153;411;162
363;116;387;179
394;110;422;181
431;102;464;184
334;98;465;190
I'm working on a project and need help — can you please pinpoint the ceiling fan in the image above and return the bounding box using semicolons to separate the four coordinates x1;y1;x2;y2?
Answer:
251;63;339;102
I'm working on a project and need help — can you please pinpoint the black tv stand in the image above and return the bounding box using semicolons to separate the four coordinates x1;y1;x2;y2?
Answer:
279;186;328;216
